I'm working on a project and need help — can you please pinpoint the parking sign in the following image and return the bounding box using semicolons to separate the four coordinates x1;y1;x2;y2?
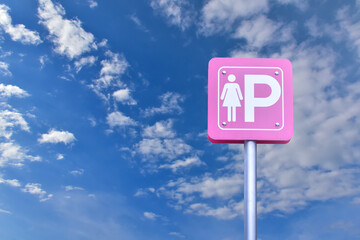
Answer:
208;58;293;144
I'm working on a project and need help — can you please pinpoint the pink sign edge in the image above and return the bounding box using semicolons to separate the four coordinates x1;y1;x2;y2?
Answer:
207;57;293;144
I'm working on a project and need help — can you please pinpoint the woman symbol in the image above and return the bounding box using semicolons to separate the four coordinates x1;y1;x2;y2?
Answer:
220;74;243;122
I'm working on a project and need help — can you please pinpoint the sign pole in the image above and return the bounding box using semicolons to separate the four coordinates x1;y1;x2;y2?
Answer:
244;140;257;240
208;57;293;239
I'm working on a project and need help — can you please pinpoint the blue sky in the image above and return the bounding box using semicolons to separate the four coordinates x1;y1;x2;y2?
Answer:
1;0;360;239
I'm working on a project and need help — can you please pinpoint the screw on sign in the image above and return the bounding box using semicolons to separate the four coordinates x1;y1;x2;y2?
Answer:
208;58;293;240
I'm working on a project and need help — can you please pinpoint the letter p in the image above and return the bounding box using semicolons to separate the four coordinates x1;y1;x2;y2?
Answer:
244;75;281;122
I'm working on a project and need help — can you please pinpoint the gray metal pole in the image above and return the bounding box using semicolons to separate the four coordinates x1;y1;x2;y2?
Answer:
244;140;257;240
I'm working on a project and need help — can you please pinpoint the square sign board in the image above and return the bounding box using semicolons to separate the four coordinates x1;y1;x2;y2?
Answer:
208;58;293;144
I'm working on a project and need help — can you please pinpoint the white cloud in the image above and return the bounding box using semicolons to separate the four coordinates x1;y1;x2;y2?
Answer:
246;43;360;214
130;14;141;26
29;155;42;162
143;211;159;220
56;153;64;160
232;15;293;49
93;51;129;89
97;38;107;47
186;203;237;220
267;44;360;167
157;174;245;219
0;177;21;187
88;117;97;127
136;138;192;160
306;17;324;38
135;118;198;172
0;109;29;139
276;0;308;10
0;142;40;167
100;51;128;77
74;56;97;73
88;0;98;8
257;169;360;214
199;0;268;35
113;88;137;105
142;119;176;138
40;194;53;202
0;83;29;98
305;8;360;59
69;169;84;176
150;0;193;31
0;47;12;58
106;111;137;128
0;209;11;215
337;7;360;57
39;55;49;69
144;92;185;117
0;61;11;76
352;197;360;205
88;193;96;198
87;50;131;105
170;174;242;199
21;183;52;201
134;187;156;197
160;156;205;172
38;129;76;144
230;49;260;58
38;0;96;59
168;232;185;238
230;15;294;58
0;4;42;45
130;14;150;33
216;156;228;162
328;220;360;237
305;16;344;44
65;185;84;191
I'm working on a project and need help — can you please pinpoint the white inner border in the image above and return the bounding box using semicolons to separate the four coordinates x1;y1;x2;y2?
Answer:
217;66;285;131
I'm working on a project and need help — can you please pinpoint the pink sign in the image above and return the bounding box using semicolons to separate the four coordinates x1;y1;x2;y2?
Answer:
208;58;293;144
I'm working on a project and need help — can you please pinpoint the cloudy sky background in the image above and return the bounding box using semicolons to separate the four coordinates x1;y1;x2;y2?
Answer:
1;0;360;239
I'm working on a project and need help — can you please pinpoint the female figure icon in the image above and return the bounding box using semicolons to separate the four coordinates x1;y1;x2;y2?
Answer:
220;74;243;122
